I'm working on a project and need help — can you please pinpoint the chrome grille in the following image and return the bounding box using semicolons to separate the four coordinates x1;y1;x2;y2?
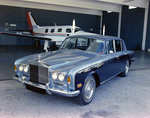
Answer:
30;65;48;84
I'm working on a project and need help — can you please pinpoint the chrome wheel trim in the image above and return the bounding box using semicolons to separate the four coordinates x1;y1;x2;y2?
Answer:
125;61;129;75
84;79;95;101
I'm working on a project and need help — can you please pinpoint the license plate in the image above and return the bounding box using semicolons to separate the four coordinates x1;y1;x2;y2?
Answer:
25;84;46;95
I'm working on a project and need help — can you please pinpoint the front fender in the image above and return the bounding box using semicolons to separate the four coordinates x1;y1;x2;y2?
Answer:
75;71;96;91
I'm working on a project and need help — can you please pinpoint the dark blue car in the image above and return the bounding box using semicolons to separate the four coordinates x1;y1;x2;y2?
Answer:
13;34;134;105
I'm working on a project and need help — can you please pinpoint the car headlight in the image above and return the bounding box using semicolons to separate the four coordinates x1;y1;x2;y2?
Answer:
24;66;28;73
19;65;23;72
52;72;57;80
58;73;65;81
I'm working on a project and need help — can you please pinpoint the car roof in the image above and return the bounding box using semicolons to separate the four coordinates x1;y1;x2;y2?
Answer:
68;34;122;41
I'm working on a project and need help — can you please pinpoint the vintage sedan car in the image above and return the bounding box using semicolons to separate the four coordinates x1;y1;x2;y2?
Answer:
13;34;134;105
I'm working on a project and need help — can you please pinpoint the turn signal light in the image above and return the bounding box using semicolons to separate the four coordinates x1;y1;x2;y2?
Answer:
14;66;17;72
67;77;71;84
77;83;82;88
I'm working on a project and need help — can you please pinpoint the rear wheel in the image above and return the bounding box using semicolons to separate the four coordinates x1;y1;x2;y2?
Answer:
120;60;129;77
77;75;96;105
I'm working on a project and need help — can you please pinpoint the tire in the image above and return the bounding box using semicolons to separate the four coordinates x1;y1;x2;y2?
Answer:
120;60;129;77
77;75;96;105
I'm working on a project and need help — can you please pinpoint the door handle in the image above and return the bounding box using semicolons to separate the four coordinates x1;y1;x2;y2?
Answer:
115;56;119;59
115;56;120;60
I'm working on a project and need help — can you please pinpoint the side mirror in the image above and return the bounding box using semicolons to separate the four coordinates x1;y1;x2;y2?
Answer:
109;50;113;54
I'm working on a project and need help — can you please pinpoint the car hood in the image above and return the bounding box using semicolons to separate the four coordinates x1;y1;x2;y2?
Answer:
20;49;100;72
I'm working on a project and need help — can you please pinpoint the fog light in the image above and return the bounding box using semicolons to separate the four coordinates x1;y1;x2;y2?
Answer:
22;76;26;80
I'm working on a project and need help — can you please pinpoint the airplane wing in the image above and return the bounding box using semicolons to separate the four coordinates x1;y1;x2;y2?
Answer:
0;31;52;52
5;29;31;34
0;31;52;41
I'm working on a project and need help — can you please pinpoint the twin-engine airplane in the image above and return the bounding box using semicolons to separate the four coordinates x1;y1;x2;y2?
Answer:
0;12;96;52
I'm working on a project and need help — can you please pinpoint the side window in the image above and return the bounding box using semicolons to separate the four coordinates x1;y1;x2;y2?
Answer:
45;29;49;33
107;40;115;54
51;29;55;33
58;28;62;32
66;28;71;33
115;40;122;52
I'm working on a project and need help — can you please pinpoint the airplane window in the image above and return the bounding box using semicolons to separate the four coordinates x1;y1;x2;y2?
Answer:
51;29;55;33
58;28;62;32
45;29;49;33
66;28;71;33
75;28;81;32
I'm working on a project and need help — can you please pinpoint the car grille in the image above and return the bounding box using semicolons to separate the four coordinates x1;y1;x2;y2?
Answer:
30;64;48;84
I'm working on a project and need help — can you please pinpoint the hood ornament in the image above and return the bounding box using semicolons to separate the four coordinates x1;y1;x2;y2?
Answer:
38;55;41;62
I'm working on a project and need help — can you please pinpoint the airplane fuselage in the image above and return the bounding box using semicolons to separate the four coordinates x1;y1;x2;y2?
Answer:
32;26;82;45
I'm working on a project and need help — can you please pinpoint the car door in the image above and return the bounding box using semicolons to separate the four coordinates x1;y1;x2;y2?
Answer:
115;40;127;72
106;40;120;79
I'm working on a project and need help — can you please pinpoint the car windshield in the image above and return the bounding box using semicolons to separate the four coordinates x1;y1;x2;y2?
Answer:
60;37;104;54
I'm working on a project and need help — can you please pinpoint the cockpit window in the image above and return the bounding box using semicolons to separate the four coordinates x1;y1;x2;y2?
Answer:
75;28;81;32
60;38;104;54
66;28;71;33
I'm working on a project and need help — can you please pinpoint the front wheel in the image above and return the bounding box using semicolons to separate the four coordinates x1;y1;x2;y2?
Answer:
120;60;129;77
77;75;96;105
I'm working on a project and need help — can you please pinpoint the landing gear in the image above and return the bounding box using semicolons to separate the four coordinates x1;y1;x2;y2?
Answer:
47;42;59;51
44;40;58;52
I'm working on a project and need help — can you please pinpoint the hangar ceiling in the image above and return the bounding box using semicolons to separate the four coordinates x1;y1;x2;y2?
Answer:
22;0;148;9
0;0;149;15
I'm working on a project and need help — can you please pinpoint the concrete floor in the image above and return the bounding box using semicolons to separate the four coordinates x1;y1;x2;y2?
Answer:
0;45;150;118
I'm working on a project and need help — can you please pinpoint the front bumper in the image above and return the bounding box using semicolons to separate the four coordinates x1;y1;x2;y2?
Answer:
13;76;80;97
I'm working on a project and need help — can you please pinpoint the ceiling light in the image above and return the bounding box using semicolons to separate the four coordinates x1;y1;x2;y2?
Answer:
129;6;137;9
107;11;112;13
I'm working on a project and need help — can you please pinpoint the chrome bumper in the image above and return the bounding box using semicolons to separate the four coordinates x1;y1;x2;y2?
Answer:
13;76;80;97
49;88;80;97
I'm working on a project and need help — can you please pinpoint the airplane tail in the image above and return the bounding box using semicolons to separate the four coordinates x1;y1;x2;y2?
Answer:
26;12;39;31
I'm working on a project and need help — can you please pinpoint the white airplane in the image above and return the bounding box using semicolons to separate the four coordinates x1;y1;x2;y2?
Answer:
0;12;96;52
